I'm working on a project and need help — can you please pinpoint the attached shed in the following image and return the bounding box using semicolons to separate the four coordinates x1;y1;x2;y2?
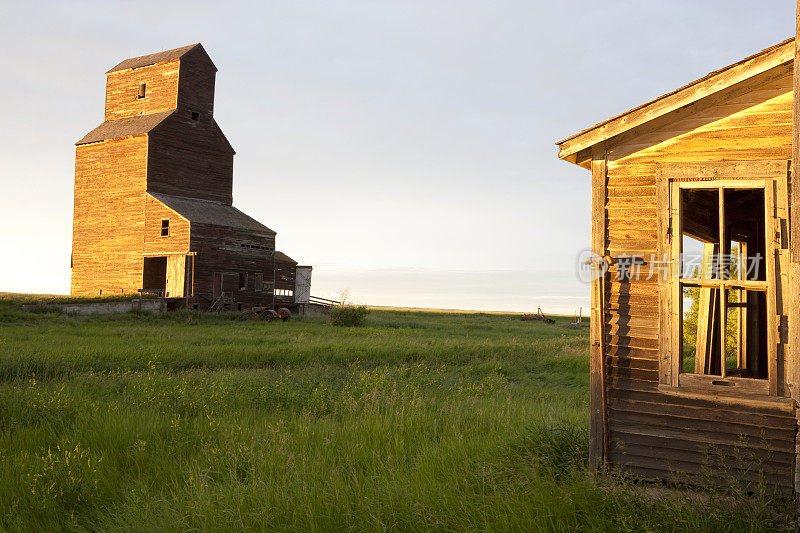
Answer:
273;252;312;309
557;36;800;493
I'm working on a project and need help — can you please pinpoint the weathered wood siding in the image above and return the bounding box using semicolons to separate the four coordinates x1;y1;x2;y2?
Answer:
143;195;191;256
190;224;276;306
146;47;233;204
147;114;234;203
177;46;217;120
71;136;149;295
275;258;296;292
104;59;180;121
602;68;796;490
275;256;297;306
72;46;291;308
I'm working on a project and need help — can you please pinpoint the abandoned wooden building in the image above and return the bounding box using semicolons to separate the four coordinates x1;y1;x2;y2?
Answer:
558;37;800;493
71;43;312;310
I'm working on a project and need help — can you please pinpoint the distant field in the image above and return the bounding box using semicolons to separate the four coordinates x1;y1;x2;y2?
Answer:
0;294;793;531
366;305;584;317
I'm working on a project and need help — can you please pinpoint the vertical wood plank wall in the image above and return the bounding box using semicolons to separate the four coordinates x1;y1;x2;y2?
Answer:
166;255;186;298
600;68;797;491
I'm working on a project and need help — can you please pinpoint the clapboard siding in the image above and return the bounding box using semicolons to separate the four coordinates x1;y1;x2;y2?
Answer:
190;224;276;306
596;67;796;490
274;254;298;306
177;46;217;122
147;113;234;203
71;136;148;295
72;45;301;308
143;195;191;255
104;59;180;121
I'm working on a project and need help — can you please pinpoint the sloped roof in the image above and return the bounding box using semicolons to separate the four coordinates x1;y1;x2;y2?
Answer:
275;252;297;264
106;43;202;73
150;193;276;235
557;37;795;161
76;110;174;145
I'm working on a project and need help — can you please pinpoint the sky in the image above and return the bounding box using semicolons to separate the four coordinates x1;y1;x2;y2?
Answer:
0;1;795;313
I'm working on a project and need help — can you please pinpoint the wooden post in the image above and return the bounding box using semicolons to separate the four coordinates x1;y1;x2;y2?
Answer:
793;2;800;263
766;180;779;396
589;144;608;469
719;188;728;378
737;242;747;371
789;1;800;503
695;243;717;374
656;175;673;386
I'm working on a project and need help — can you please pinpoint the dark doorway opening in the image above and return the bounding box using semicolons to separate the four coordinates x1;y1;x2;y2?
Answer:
143;257;167;291
213;273;223;299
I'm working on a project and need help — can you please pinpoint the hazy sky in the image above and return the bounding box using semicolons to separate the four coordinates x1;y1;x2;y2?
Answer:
0;1;794;312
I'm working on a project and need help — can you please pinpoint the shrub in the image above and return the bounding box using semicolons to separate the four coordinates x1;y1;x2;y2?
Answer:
330;304;370;327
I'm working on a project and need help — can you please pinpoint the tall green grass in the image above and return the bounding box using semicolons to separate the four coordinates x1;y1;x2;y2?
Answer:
0;296;794;530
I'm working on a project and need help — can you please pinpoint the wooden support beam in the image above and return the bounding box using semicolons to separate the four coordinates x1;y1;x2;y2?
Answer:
589;144;608;469
670;182;683;386
719;188;728;378
695;243;717;374
791;0;800;502
656;176;673;386
737;242;748;371
793;3;800;263
765;179;778;396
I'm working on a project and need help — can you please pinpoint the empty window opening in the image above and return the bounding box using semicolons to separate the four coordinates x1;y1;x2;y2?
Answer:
254;273;264;292
275;289;294;297
239;243;271;251
161;219;170;237
138;83;146;99
680;187;767;380
191;111;200;122
239;272;248;290
142;256;167;292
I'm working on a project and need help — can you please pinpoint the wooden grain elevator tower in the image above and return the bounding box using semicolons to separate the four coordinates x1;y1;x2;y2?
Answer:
71;43;311;310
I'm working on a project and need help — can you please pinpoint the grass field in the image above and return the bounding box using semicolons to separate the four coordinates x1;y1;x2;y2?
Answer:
0;294;794;531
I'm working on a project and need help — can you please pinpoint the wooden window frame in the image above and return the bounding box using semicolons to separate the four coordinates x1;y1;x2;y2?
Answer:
161;219;170;237
656;161;789;401
138;83;147;99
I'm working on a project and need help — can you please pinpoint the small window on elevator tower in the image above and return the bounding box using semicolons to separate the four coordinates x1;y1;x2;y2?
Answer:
161;219;169;236
138;83;146;99
191;111;200;122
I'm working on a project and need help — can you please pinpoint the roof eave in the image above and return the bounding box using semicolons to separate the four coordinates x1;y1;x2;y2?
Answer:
105;43;201;74
556;37;794;163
